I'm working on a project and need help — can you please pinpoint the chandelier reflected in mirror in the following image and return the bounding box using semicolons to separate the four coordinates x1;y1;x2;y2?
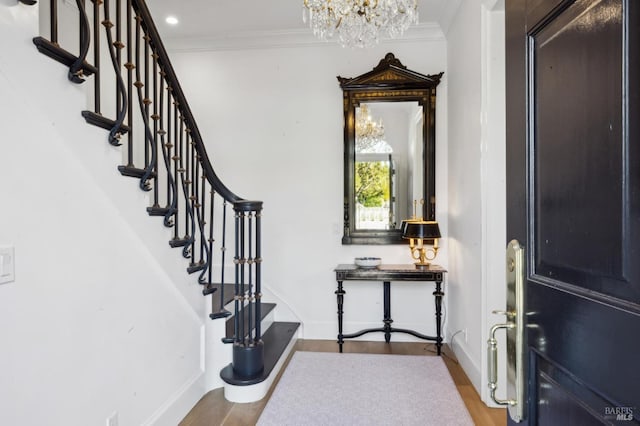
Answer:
302;0;419;48
355;104;387;152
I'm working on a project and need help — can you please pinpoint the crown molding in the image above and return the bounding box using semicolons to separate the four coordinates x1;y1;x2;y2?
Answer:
163;23;445;53
438;0;463;35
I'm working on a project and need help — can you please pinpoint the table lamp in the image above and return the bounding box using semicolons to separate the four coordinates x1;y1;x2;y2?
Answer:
400;199;423;238
402;220;441;269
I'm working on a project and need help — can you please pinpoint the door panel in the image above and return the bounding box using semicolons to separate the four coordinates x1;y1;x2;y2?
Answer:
506;0;640;424
528;283;640;411
536;366;603;426
527;0;567;27
532;0;633;298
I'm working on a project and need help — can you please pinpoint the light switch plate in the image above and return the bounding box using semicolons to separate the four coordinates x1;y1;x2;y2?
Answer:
0;246;15;284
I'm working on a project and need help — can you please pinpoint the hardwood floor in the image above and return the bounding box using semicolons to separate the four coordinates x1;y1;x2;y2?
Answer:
179;339;507;426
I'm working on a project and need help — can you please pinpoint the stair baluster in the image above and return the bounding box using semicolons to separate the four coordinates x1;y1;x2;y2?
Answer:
91;0;100;112
21;0;304;401
50;0;57;43
27;0;289;387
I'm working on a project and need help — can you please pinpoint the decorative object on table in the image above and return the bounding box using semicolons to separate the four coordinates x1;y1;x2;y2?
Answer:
402;220;441;269
354;257;382;268
302;0;419;48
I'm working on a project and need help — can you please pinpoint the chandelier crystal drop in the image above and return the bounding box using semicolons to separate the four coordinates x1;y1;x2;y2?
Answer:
302;0;419;48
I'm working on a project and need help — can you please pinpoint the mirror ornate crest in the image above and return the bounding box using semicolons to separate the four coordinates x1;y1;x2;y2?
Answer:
338;53;443;245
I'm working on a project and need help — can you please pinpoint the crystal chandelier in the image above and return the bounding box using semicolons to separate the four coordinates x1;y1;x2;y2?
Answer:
356;104;386;151
302;0;419;48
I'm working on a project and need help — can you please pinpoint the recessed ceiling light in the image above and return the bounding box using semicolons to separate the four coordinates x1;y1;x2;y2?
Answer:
165;16;179;25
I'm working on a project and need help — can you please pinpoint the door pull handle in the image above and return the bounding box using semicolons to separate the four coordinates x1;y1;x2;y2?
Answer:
487;319;517;406
486;239;525;422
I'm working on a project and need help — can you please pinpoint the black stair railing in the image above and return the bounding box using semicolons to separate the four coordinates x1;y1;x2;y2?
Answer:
27;0;265;379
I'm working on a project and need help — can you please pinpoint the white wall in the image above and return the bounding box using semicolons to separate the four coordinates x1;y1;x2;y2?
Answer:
480;0;507;407
168;40;449;342
445;0;507;404
445;0;484;389
0;4;205;425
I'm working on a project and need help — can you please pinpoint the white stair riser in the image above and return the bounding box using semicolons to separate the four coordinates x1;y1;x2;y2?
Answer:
222;326;300;403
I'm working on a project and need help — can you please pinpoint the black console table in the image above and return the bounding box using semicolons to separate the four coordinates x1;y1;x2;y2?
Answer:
334;264;447;355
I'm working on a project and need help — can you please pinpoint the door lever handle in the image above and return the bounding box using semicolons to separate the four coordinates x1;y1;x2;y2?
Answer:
492;309;516;318
487;322;517;406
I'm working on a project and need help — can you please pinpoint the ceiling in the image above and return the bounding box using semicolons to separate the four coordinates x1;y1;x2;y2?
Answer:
146;0;455;43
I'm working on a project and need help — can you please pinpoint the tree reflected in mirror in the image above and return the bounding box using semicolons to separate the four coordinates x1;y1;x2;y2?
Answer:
355;160;393;229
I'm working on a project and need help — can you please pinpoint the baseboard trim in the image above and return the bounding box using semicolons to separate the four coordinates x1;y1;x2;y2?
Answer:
450;340;482;396
141;371;205;426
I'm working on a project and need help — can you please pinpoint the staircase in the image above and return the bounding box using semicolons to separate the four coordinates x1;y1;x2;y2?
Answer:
20;0;299;404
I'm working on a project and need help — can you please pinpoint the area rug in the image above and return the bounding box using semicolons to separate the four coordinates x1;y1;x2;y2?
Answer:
257;352;474;426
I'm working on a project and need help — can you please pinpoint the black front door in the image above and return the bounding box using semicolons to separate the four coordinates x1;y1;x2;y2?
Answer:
506;0;640;424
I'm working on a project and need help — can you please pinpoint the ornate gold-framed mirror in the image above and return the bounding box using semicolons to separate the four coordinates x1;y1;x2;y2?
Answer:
339;53;443;245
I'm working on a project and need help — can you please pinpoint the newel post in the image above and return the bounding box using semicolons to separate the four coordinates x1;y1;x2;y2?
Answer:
231;200;264;378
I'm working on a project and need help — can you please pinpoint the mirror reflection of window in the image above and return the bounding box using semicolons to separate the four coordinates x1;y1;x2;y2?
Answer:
354;102;422;231
409;107;424;213
355;154;394;230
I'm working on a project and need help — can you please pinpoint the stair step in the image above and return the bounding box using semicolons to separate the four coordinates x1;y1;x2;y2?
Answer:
225;302;276;340
118;165;156;179
81;110;130;134
169;237;191;248
33;37;98;77
201;284;218;296
205;283;235;305
202;283;236;320
147;206;172;216
220;321;300;386
187;262;206;274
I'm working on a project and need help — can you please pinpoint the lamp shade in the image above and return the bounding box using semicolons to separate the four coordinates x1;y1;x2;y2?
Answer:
400;218;422;235
402;221;441;239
